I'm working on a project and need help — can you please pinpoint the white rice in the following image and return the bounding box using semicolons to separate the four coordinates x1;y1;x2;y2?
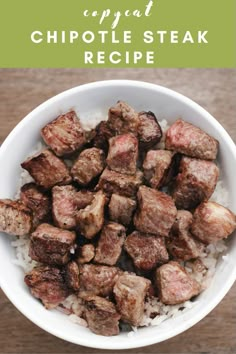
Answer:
10;115;230;334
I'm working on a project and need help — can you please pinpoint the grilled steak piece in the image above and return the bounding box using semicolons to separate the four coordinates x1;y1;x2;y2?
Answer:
191;202;236;244
107;101;140;135
76;191;106;239
76;244;95;264
20;183;51;228
74;190;94;210
79;264;122;297
0;199;32;236
21;149;72;189
165;119;219;160
24;265;70;309
107;133;138;175
29;223;76;265
167;210;204;261
98;168;143;198
92;120;114;152
134;186;177;236
143;150;175;189
64;261;80;291
155;261;201;304
138;111;162;149
108;194;136;226
171;156;219;210
71;148;105;186
124;231;169;271
94;222;126;266
52;185;77;230
41;111;86;156
113;273;150;326
83;295;120;336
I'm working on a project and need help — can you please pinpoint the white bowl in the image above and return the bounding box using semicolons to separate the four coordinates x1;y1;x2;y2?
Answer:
0;80;235;350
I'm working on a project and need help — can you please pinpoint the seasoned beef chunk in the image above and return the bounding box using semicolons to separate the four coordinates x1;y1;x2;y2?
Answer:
124;231;169;271
107;101;139;135
76;191;105;239
134;186;177;236
138;111;162;149
107;134;138;175
94;222;126;266
20;183;51;228
64;261;80;291
0;199;32;236
76;244;95;264
143;150;174;189
171;156;219;210
71;148;105;186
74;190;94;210
52;185;77;230
108;194;136;226
165;119;219;160
29;223;76;265
41;111;86;156
92;121;114;152
24;265;70;309
21;149;72;189
79;264;121;297
83;295;120;336
155;261;200;304
98;168;143;198
191;202;236;244
167;210;204;261
113;274;150;326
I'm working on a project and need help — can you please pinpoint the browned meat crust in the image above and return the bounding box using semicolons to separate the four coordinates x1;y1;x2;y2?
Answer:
0;199;32;236
21;149;72;189
165;119;219;160
41;111;86;156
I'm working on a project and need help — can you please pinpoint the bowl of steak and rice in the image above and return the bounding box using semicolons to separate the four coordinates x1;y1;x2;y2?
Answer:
0;80;235;350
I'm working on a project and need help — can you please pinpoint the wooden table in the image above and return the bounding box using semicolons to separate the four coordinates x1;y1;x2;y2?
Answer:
0;69;235;354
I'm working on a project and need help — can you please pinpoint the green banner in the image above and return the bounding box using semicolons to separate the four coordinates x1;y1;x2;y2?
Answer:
0;0;235;68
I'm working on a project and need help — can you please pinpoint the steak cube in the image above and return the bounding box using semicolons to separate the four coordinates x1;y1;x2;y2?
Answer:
94;222;126;265
167;210;204;261
107;101;139;135
29;223;76;265
124;231;169;271
79;264;121;297
191;202;236;244
83;295;120;336
165;119;219;160
107;134;138;175
108;194;136;226
24;265;70;309
21;149;72;189
0;199;32;236
92;120;114;152
143;150;174;189
74;190;94;210
155;261;201;304
171;156;219;210
64;261;80;291
71;148;105;186
41;111;86;156
138;111;162;149
76;244;95;264
20;183;51;228
52;185;77;230
76;191;106;239
98;168;143;198
113;274;150;326
134;186;177;236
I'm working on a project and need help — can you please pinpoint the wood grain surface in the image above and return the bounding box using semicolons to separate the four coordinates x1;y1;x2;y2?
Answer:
0;69;235;354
